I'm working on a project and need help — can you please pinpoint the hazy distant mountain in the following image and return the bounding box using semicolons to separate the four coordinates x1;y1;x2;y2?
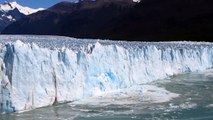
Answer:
0;1;44;32
2;0;213;41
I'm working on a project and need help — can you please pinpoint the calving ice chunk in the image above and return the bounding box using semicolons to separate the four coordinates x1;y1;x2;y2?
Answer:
0;35;213;113
133;0;141;3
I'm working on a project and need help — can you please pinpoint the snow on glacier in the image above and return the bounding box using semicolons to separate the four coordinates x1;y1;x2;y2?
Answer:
0;35;213;113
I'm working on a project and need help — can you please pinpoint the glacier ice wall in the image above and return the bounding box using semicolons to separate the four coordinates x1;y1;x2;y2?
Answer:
0;36;213;113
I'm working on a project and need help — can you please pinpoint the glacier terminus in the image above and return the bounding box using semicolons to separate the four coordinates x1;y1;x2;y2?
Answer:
0;35;213;113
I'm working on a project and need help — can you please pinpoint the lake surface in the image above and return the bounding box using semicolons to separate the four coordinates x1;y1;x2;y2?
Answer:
1;70;213;120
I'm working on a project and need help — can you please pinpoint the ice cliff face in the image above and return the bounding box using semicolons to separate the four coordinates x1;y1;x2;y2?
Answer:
0;36;213;113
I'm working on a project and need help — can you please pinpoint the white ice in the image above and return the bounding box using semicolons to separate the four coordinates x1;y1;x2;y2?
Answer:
0;35;213;113
71;85;179;106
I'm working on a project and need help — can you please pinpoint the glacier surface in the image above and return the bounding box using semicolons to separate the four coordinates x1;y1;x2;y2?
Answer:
0;35;213;113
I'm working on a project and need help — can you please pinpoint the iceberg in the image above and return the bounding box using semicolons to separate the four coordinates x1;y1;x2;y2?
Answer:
0;35;213;113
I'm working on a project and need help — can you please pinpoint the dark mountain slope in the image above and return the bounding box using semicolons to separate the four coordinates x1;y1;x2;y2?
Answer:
2;0;213;41
2;0;135;36
111;0;213;41
60;3;132;38
0;8;25;32
1;1;79;35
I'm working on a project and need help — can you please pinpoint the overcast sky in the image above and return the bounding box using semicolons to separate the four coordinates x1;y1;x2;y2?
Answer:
0;0;77;8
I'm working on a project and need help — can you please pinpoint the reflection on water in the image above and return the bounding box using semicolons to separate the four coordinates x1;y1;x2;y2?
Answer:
1;71;213;120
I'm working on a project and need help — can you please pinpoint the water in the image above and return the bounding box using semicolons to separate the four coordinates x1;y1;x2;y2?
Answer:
1;70;213;120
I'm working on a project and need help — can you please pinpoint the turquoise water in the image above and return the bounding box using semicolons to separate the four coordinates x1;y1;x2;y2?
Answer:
1;71;213;120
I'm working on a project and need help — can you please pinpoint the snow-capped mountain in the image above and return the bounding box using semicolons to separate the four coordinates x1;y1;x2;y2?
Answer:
0;1;44;32
0;1;44;15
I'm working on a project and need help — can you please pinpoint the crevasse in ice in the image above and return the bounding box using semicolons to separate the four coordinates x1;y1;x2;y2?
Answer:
0;35;213;113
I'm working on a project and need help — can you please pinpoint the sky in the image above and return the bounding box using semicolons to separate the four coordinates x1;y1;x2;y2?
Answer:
0;0;77;8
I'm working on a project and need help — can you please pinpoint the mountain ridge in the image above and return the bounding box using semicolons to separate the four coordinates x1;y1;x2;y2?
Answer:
0;1;44;15
2;0;213;41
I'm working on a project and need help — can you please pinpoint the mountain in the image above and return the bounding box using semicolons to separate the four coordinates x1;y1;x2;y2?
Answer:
1;0;136;35
112;0;213;41
0;1;44;32
2;0;213;41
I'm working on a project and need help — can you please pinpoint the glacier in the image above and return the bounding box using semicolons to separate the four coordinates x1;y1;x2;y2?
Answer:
0;35;213;113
